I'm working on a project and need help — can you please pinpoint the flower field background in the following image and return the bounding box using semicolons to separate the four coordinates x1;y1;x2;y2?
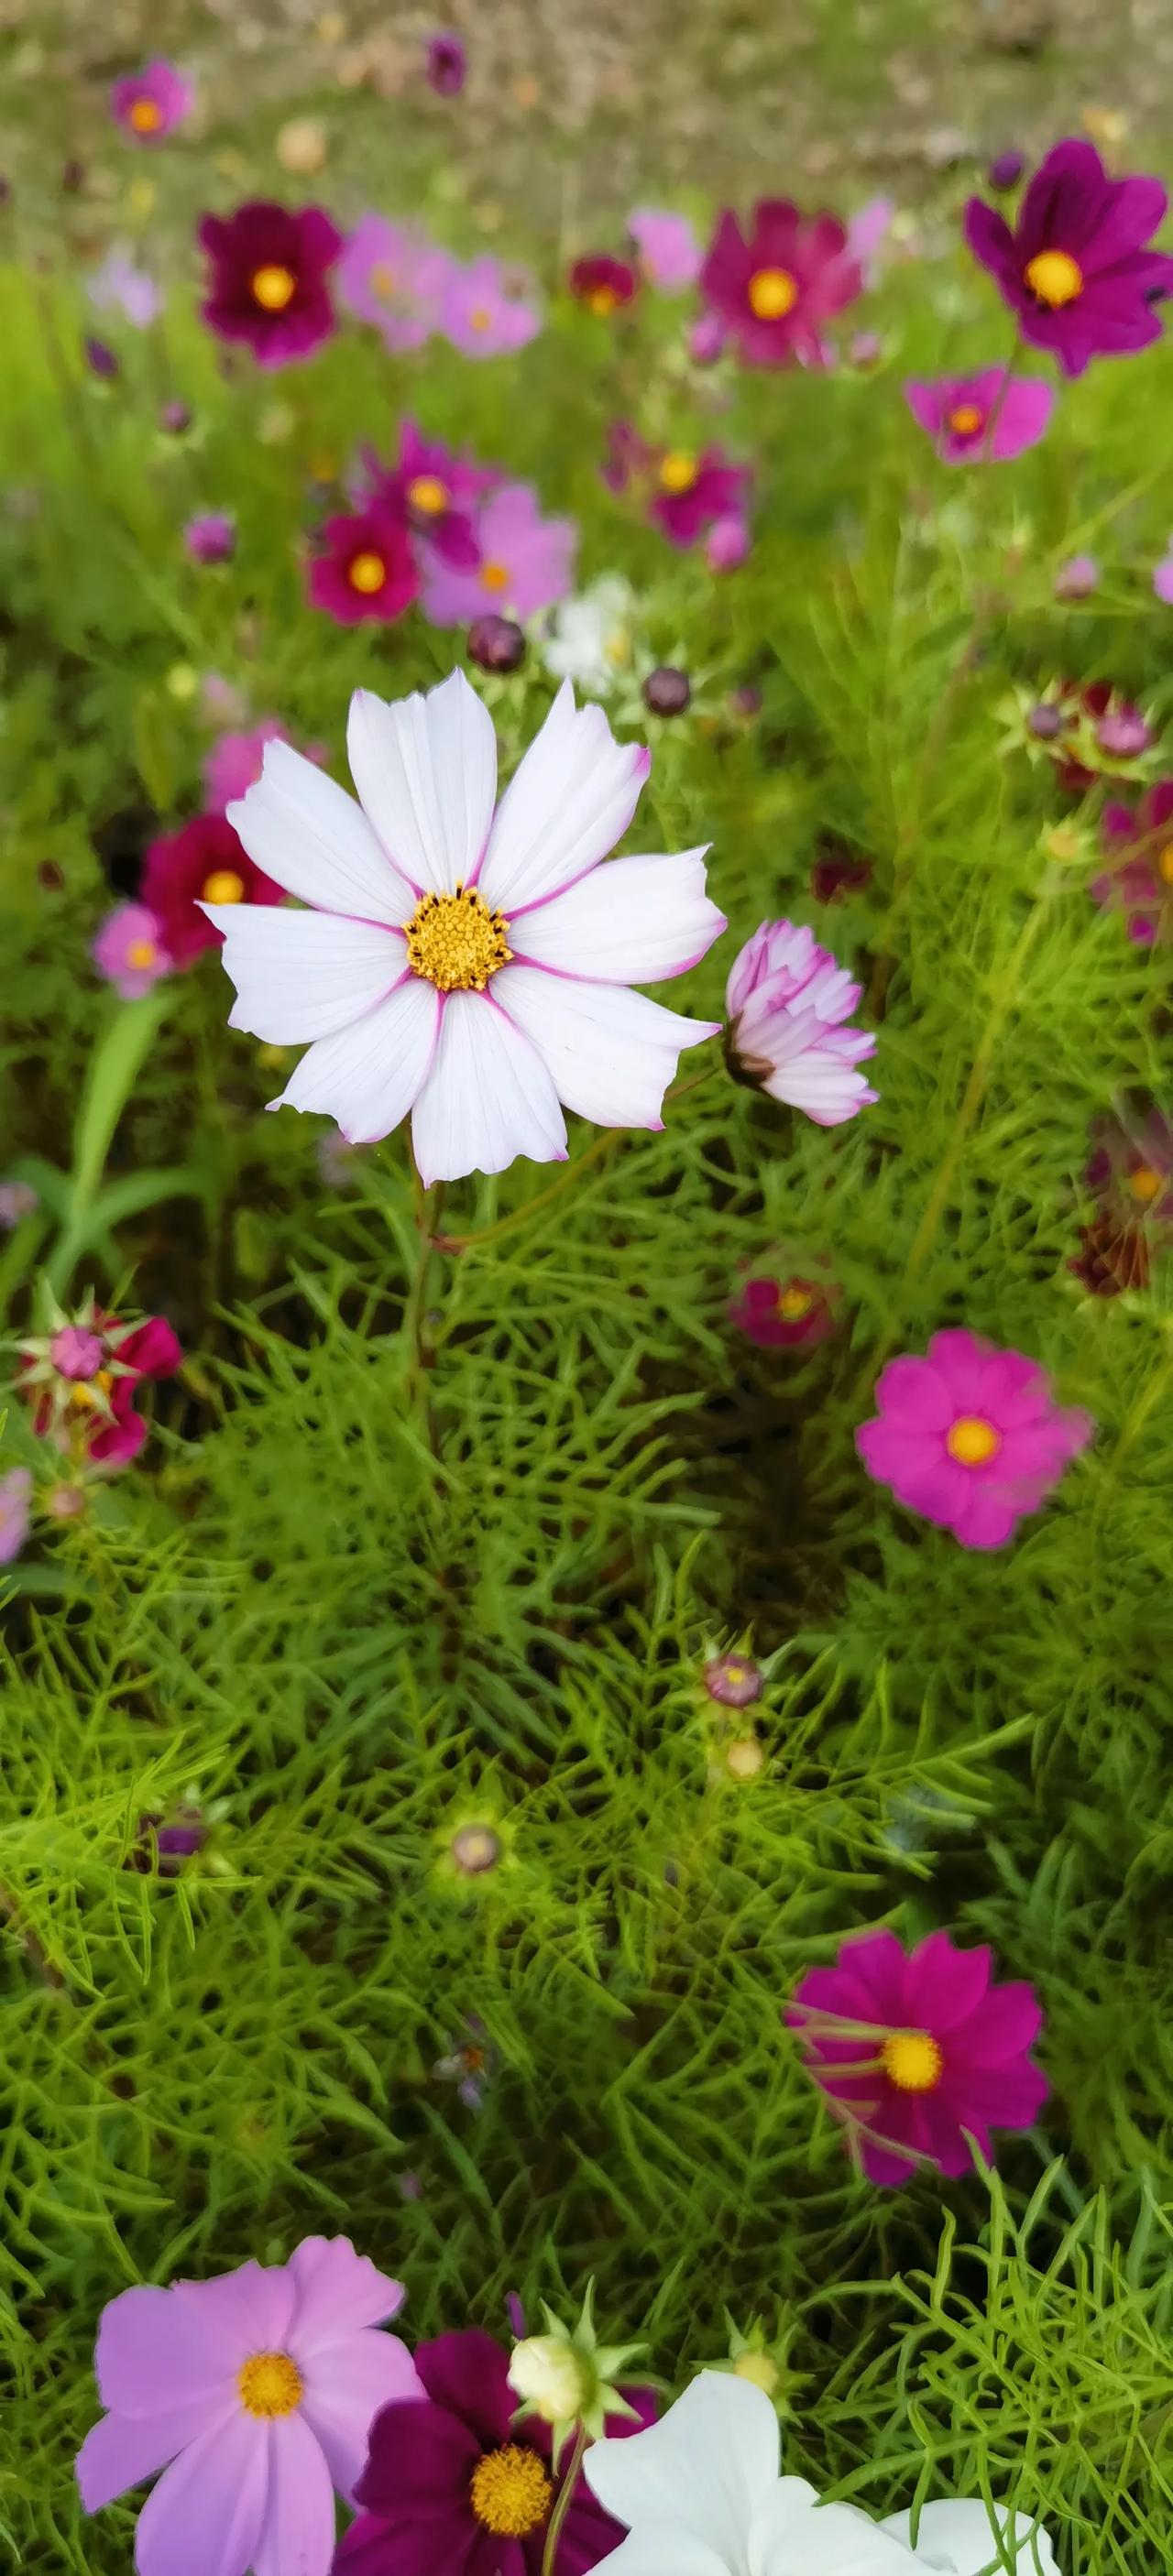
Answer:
4;5;1173;2574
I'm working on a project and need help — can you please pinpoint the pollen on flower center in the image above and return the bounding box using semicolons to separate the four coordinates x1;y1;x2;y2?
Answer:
404;885;512;992
407;474;448;515
1158;843;1173;885
947;1414;1001;1466
1129;1164;1162;1203
468;2444;552;2538
480;560;510;593
202;869;245;905
69;1370;114;1413
251;264;297;312
237;2351;304;2418
777;1284;814;1319
748;266;797;320
948;403;984;436
588;285;618;316
659;449;697;494
881;2031;943;2092
368;262;396;299
469;305;493;332
127;938;159;969
347;551;387;595
129;97;161;131
1024;248;1083;308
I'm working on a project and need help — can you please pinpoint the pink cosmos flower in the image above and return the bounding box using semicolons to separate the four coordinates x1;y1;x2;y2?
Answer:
185;510;236;565
698;198;863;367
421;483;576;626
857;1326;1093;1549
76;2236;418;2576
0;1466;32;1566
725;919;877;1126
439;256;543;356
706;515;749;571
207;670;725;1183
142;814;283;967
110;59;193;143
729;1270;837;1349
603;420;751;552
845;194;893;278
204;722;287;812
787;1927;1047;2185
688;311;728;366
88;246;160;328
26;1309;182;1468
903;366;1054;464
355;418;492;570
964;139;1173;377
198;201;343;366
308;508;419;627
93;901;170;1000
569;253;639;316
1092;779;1173;944
628;207;702;290
335;215;454;353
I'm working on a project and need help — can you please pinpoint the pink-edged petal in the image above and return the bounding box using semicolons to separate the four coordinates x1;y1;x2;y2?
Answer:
492;965;718;1128
963;197;1016;278
410;989;567;1184
93;2284;235;2416
988;380;1055;460
905;1936;992;2033
228;745;415;926
288;2240;406;2348
134;2410;269;2576
510;850;725;985
346;671;498;899
252;2413;338;2576
205;906;407;1044
477;682;650;913
299;2332;422;2502
856;1422;942;1488
948;2060;1050;2126
78;2401;230;2512
269;977;441;1145
788;1964;889;2032
762;1051;877;1126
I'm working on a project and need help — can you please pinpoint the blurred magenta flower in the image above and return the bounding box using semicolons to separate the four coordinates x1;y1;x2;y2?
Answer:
0;1467;32;1566
706;514;750;571
628;207;701;290
857;1327;1092;1548
425;29;466;93
904;366;1054;463
848;328;884;368
729;1271;837;1349
698;198;862;366
356;417;493;570
198;201;342;366
1153;540;1173;604
688;311;728;365
308;508;419;626
26;1308;182;1468
1086;1104;1173;1222
87;246;160;328
964;139;1173;377
83;336;119;380
1097;705;1151;758
440;256;543;355
93;901;170;999
421;483;576;625
725;919;877;1127
1092;780;1173;943
569;253;638;315
603;420;750;551
184;509;236;566
335;214;453;351
110;59;192;143
142;814;283;966
203;721;292;811
787;1927;1047;2184
1055;552;1099;598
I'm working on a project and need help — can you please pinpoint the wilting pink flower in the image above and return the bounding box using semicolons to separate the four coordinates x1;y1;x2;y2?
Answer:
335;214;453;352
603;420;750;551
725;919;877;1127
110;59;192;143
965;138;1173;377
857;1326;1093;1548
142;814;283;967
904;366;1054;463
184;509;235;565
425;29;466;93
26;1309;182;1468
93;901;170;1000
706;515;750;571
569;253;638;315
440;256;543;356
87;246;160;327
198;200;343;366
729;1270;837;1349
421;483;576;625
1055;552;1099;598
787;1927;1047;2184
628;207;701;290
704;1652;763;1708
1086;1103;1173;1223
355;417;492;570
308;507;419;626
1154;541;1173;605
1092;780;1173;943
77;2237;417;2576
0;1467;32;1565
699;198;863;367
1069;1213;1150;1297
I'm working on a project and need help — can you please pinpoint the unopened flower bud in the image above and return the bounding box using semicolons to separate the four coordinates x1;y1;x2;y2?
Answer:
704;1654;762;1708
725;1735;764;1780
733;2350;780;2394
1096;707;1150;759
468;614;525;673
452;1823;503;1877
642;664;691;717
987;149;1025;191
1026;702;1062;741
508;2334;591;2425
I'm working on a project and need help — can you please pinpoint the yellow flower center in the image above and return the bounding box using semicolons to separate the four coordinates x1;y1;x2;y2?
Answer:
948;403;984;436
237;2352;304;2418
1024;248;1083;308
369;261;396;300
404;885;512;992
69;1370;113;1414
659;449;697;495
947;1414;1001;1466
202;869;245;905
469;2445;552;2538
588;284;618;316
407;474;448;515
748;266;797;320
128;96;162;132
1129;1164;1162;1204
881;2031;943;2093
348;551;387;595
470;305;493;332
251;264;297;312
480;559;510;593
776;1284;814;1321
1157;843;1173;885
127;938;158;969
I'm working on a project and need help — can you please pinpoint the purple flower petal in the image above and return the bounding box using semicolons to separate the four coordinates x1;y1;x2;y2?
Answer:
289;2237;405;2350
133;2409;269;2576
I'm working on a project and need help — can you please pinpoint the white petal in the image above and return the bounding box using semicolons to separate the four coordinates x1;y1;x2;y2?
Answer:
588;2534;737;2576
409;989;566;1184
205;906;407;1044
269;976;441;1144
346;669;497;898
493;965;718;1128
585;2373;781;2570
510;851;726;986
882;2501;1058;2575
477;681;651;913
751;2483;912;2574
228;743;415;925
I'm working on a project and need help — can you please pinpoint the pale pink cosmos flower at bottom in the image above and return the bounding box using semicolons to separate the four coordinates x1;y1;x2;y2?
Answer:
725;918;877;1126
858;1326;1092;1549
904;367;1054;464
208;670;726;1184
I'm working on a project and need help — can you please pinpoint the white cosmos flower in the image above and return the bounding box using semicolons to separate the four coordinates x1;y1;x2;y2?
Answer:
543;576;641;698
206;670;725;1184
584;2373;1058;2576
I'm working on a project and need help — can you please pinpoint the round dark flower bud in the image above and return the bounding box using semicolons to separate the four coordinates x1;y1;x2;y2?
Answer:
1026;703;1062;741
84;336;119;380
159;400;192;435
61;158;86;193
467;614;525;673
451;1823;503;1876
643;664;691;717
987;150;1026;191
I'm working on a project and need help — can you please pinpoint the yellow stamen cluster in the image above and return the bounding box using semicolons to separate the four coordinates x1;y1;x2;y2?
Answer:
946;1415;1000;1467
69;1370;114;1414
404;885;511;992
479;560;510;593
881;2031;943;2092
468;2445;552;2538
347;551;387;595
237;2352;304;2418
251;264;297;312
948;403;984;437
1158;843;1173;887
588;285;618;316
128;97;162;132
776;1284;814;1321
659;450;697;495
407;475;448;515
127;938;159;970
1024;248;1083;308
1129;1165;1162;1204
202;869;245;905
748;267;797;320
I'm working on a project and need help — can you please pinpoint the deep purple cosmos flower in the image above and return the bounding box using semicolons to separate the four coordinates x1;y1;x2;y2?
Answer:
184;509;236;565
725;919;877;1127
603;421;750;550
198;201;343;366
425;29;466;93
1069;1214;1150;1297
698;198;863;366
110;59;193;143
570;254;639;317
857;1327;1092;1549
335;2329;652;2576
1086;1103;1173;1224
142;813;283;967
84;336;119;380
356;419;492;571
787;1927;1047;2185
1092;779;1173;943
308;508;419;626
904;366;1054;463
964;139;1173;377
810;842;872;903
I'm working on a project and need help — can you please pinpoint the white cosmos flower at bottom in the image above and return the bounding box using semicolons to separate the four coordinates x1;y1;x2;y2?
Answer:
584;2373;1058;2576
204;669;726;1184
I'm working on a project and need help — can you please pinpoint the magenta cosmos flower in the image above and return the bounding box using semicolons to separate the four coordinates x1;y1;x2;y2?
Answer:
725;919;877;1127
628;207;701;290
77;2236;417;2576
335;2328;651;2576
142;814;283;968
336;215;453;352
199;201;343;366
1092;780;1173;944
185;509;236;565
110;59;193;142
440;257;542;356
964;139;1173;377
857;1326;1093;1549
206;670;724;1183
698;198;863;366
570;253;639;316
603;421;750;551
27;1309;181;1468
309;508;419;627
904;366;1054;464
729;1270;837;1350
421;483;576;627
787;1927;1047;2185
93;901;170;999
356;418;492;570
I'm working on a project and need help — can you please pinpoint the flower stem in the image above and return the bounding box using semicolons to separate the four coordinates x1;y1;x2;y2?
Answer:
542;2425;588;2576
403;1162;444;1442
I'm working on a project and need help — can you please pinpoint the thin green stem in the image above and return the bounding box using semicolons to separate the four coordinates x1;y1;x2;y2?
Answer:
403;1167;444;1444
542;2426;588;2576
440;1064;718;1257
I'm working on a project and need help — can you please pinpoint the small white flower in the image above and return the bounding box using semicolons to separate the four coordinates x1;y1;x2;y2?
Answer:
585;2372;1058;2576
543;577;641;698
207;671;725;1184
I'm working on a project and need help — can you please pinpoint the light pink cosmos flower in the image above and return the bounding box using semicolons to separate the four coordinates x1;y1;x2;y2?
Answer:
93;902;170;1000
845;193;894;278
0;1466;32;1565
335;214;454;352
421;483;576;626
857;1327;1093;1549
207;670;726;1184
439;256;543;356
110;59;193;143
628;207;702;290
76;2235;419;2576
87;246;161;329
904;367;1054;463
725;919;877;1126
203;724;328;814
